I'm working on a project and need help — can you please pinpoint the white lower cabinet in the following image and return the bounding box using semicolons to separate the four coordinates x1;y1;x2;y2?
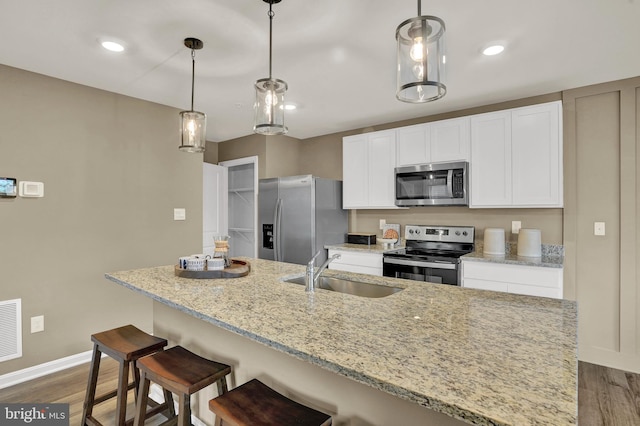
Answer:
328;249;383;276
461;260;563;299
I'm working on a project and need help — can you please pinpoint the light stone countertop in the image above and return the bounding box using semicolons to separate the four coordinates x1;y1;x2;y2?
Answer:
105;258;577;426
324;242;402;254
463;243;564;268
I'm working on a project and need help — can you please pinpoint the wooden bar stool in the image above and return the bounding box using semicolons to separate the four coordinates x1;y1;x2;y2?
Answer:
82;324;171;426
208;379;332;426
134;345;232;426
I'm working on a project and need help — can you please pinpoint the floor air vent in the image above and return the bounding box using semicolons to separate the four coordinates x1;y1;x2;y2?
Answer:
0;299;22;362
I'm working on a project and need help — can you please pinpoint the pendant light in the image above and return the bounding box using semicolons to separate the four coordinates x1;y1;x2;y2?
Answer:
396;0;446;103
253;0;288;135
179;37;207;153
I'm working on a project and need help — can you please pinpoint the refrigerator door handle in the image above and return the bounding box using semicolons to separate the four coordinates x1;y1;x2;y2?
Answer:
274;198;283;261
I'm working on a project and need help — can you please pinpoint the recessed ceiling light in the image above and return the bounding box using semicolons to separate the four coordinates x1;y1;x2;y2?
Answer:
482;44;505;56
101;40;125;52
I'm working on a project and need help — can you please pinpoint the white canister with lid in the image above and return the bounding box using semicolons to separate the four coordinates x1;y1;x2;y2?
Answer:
483;228;506;255
517;229;542;258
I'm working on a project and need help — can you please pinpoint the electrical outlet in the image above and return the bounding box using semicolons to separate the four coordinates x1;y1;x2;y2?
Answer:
31;315;44;333
511;221;522;234
379;219;386;229
594;222;605;236
174;208;186;221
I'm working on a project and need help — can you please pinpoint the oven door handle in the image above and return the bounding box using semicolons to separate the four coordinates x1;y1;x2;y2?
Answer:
383;257;456;270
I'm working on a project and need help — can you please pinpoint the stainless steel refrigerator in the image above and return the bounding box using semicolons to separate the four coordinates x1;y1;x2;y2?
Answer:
258;175;347;266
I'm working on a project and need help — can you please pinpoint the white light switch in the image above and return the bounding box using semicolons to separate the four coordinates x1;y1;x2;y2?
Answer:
594;222;605;236
379;219;386;230
511;221;522;234
31;315;44;333
174;208;186;221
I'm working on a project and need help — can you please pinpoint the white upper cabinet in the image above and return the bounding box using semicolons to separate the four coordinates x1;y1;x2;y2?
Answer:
343;129;399;209
470;101;563;208
396;124;429;166
430;117;470;163
470;110;512;206
511;103;562;206
396;118;470;167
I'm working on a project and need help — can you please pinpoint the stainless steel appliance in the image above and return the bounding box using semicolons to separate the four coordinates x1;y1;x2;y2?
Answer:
258;175;347;266
383;225;475;285
395;161;469;206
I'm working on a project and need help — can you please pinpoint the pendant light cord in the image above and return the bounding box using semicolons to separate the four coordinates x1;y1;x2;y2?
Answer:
417;0;421;16
190;48;196;111
268;2;274;79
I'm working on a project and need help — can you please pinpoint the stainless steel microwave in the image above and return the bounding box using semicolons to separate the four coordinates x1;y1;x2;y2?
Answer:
395;161;469;206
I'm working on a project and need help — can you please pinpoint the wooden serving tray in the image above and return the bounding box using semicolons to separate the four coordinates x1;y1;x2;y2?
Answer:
174;259;250;279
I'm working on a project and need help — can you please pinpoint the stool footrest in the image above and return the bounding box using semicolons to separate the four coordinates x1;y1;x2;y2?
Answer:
93;381;136;405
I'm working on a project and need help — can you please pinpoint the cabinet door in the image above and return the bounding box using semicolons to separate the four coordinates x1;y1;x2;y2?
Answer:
343;135;369;209
368;130;397;208
511;101;562;207
470;111;512;207
430;117;470;162
396;124;429;166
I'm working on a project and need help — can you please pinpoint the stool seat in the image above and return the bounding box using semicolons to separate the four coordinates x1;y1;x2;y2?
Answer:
208;379;332;426
92;325;168;362
82;324;170;426
134;345;232;426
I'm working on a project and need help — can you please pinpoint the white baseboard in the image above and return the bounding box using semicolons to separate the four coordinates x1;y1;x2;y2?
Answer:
0;350;94;390
0;353;207;426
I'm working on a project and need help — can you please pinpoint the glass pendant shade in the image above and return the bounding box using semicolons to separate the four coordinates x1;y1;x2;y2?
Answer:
254;77;288;135
179;110;206;152
396;15;446;103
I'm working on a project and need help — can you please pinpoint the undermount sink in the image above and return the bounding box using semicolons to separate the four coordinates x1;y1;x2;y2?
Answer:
283;275;403;298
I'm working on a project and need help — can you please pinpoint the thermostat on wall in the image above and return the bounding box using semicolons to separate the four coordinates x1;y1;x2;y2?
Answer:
0;177;17;198
19;181;44;198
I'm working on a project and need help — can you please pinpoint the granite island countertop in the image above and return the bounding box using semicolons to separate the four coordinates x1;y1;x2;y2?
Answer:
105;258;577;426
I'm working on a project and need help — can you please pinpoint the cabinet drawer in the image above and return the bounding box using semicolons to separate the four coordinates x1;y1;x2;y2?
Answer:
329;263;382;276
463;261;561;288
462;278;509;293
328;250;382;269
509;283;562;299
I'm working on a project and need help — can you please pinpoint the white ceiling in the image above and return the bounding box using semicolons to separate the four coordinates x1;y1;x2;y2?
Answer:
1;0;639;142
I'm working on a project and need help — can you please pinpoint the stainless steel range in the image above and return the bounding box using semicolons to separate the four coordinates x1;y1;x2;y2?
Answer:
383;225;475;285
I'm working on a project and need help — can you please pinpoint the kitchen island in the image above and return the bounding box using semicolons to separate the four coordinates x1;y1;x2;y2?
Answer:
105;258;577;426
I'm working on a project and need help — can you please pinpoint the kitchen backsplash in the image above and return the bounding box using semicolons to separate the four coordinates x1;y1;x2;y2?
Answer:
348;207;563;245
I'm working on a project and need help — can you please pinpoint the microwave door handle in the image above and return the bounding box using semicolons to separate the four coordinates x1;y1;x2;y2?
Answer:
447;169;454;197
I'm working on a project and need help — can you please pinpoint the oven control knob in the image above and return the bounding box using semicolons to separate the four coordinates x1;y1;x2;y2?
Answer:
455;231;461;236
408;229;414;234
415;229;420;234
462;231;468;236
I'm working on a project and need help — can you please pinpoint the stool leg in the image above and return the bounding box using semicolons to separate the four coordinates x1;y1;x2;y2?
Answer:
133;372;151;426
177;393;190;426
116;358;131;426
213;378;228;426
81;344;102;425
163;389;176;418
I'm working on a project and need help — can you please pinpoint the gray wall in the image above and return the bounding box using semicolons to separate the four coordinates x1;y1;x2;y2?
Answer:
563;76;640;373
0;65;204;374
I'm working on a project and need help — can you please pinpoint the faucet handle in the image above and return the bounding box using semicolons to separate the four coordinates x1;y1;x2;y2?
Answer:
308;249;324;266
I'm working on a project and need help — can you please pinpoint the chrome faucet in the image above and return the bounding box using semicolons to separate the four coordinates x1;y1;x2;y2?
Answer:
306;250;341;292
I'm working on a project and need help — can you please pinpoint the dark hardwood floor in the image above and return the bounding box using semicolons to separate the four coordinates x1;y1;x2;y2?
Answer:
0;359;639;425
